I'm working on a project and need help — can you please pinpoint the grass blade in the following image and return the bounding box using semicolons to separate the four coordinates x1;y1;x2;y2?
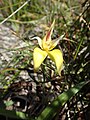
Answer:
37;81;87;120
0;108;33;120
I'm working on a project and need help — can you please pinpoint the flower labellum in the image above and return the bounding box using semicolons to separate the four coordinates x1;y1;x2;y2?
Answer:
33;20;64;75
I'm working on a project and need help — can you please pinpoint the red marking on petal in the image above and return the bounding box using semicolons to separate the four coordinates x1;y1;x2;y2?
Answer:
46;29;51;41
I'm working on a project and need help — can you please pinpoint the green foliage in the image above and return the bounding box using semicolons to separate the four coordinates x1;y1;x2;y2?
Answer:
0;108;31;120
37;81;87;120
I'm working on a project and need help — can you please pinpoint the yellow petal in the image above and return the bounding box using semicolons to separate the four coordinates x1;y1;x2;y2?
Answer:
32;37;43;49
48;49;63;75
49;34;65;50
33;47;47;72
45;19;55;42
42;20;55;50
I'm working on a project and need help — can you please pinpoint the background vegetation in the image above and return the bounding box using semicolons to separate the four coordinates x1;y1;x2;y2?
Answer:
0;0;90;120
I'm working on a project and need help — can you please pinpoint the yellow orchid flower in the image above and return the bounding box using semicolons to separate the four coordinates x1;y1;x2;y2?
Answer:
33;20;64;75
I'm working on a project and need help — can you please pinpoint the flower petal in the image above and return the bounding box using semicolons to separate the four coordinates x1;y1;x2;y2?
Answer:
49;34;65;50
33;47;47;72
32;36;42;49
42;20;55;50
45;19;55;41
48;49;63;75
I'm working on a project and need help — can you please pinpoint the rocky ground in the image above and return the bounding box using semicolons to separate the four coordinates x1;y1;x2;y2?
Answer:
0;24;26;70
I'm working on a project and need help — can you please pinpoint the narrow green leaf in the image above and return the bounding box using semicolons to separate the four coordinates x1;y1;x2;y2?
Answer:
0;109;33;120
37;81;87;120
